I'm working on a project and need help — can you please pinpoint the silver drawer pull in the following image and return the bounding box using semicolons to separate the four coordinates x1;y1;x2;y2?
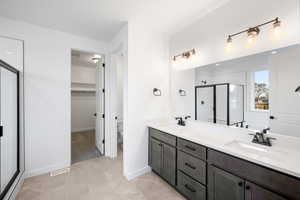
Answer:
185;163;196;170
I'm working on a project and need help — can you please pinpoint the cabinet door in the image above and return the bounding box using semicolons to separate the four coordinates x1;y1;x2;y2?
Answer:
245;182;288;200
150;138;163;174
208;165;245;200
161;144;176;186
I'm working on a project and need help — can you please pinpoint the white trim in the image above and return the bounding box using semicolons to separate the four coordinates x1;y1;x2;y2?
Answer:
108;44;125;158
3;171;25;200
24;162;69;178
124;166;151;181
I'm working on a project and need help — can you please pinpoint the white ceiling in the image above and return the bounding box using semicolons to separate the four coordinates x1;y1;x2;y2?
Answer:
0;0;229;42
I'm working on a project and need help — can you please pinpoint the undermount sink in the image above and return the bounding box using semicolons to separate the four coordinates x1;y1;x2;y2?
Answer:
224;140;287;163
225;140;268;153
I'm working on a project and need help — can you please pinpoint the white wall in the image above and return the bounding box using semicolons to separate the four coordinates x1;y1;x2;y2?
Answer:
71;93;96;133
71;60;97;133
170;68;195;118
123;21;171;179
170;0;299;70
0;16;108;177
71;65;96;85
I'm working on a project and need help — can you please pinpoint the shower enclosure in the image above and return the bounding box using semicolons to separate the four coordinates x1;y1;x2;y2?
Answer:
195;83;244;126
0;60;20;200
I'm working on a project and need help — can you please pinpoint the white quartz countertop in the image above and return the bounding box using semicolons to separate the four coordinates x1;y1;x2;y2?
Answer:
148;120;300;179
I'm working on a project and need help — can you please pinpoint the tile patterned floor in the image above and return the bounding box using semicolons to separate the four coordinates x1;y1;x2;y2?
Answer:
71;130;101;164
16;148;184;200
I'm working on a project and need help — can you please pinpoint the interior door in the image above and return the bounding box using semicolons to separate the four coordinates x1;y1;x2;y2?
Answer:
0;64;19;197
95;62;105;154
269;45;300;136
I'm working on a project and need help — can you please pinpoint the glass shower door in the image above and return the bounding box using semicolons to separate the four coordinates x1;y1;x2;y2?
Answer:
229;84;244;125
0;63;19;198
216;85;228;125
196;86;215;123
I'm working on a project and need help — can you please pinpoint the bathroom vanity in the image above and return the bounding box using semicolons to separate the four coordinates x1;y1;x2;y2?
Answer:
148;122;300;200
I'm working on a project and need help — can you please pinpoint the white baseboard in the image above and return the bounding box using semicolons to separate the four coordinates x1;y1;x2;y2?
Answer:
25;162;69;178
71;127;95;133
125;166;151;181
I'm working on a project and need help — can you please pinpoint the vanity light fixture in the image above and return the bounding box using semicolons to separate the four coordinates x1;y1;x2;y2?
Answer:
179;89;186;96
173;49;196;63
226;17;282;50
153;88;162;96
295;86;300;93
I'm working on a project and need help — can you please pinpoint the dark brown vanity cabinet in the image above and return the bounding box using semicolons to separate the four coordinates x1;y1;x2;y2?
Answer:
208;165;245;200
208;165;288;200
177;139;207;200
149;129;176;186
148;128;300;200
208;149;299;200
177;170;206;200
244;182;288;200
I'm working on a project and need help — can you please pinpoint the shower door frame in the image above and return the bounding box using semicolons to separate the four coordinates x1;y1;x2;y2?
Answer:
0;60;20;200
195;83;244;126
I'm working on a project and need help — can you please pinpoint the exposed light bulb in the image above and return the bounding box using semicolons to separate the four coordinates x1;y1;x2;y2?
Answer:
247;27;259;47
92;54;102;63
272;19;282;40
226;36;233;52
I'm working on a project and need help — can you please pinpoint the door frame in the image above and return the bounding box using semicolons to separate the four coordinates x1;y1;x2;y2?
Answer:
109;45;125;158
69;48;108;162
0;60;20;200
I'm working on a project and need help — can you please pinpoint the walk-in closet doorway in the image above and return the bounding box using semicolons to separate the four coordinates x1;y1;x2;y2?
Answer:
70;49;105;164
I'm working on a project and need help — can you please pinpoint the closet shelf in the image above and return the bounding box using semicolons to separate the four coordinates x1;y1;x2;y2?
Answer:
71;87;96;92
71;81;96;86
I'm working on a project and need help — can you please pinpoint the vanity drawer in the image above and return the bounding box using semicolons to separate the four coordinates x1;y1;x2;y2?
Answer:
149;128;176;146
177;138;206;160
208;149;300;200
177;170;206;200
178;150;206;185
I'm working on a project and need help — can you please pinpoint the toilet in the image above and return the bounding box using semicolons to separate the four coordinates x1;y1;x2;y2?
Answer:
117;120;123;144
